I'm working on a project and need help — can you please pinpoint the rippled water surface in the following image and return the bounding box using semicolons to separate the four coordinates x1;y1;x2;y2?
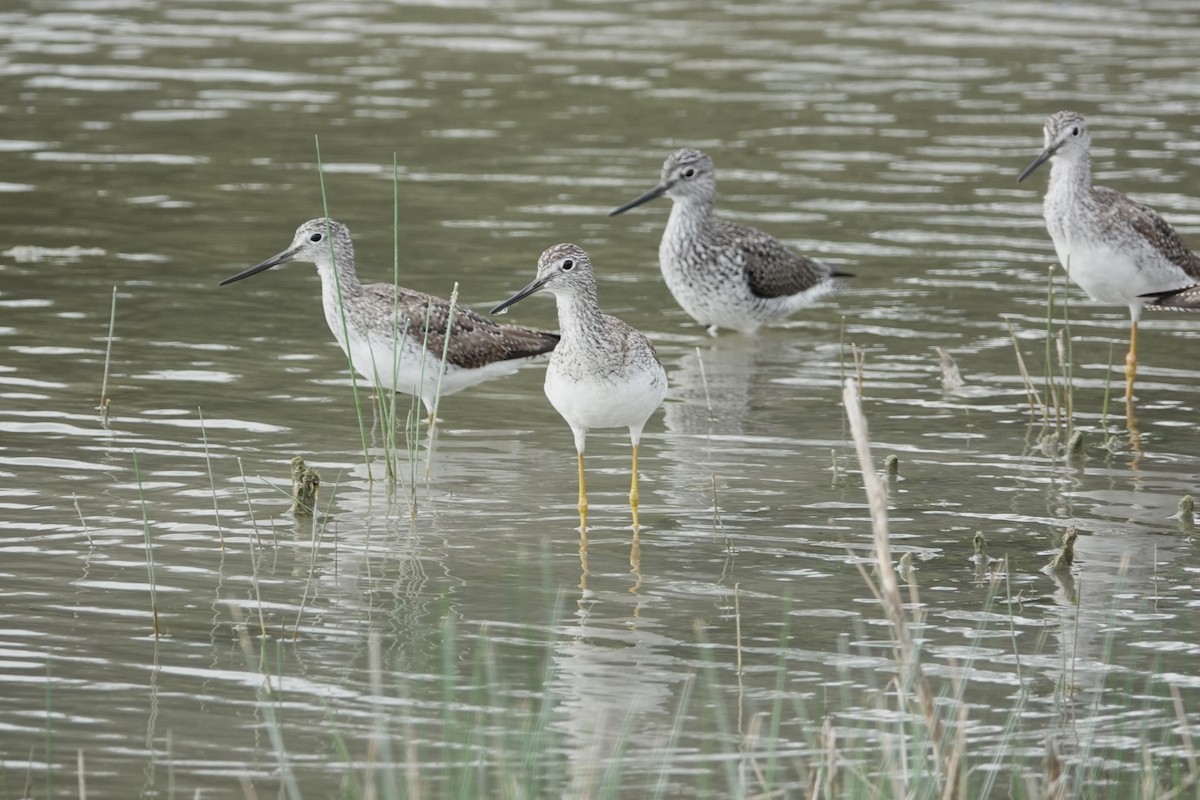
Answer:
3;0;1200;796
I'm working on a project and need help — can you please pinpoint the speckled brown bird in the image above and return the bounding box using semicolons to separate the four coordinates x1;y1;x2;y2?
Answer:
492;243;667;528
220;218;558;418
1018;111;1200;396
609;148;851;335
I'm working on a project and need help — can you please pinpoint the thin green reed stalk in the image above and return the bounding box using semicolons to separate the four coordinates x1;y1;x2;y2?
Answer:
232;609;302;800
519;591;567;792
315;135;373;482
650;674;696;800
356;153;408;487
440;611;457;779
44;653;52;798
132;451;160;639
838;315;846;386
367;632;401;799
235;457;267;637
403;301;441;513
429;283;458;427
1060;258;1074;439
419;285;458;483
1101;343;1115;435
99;285;117;423
1043;264;1062;432
763;595;791;791
383;154;405;485
197;407;224;549
366;317;411;487
690;622;740;794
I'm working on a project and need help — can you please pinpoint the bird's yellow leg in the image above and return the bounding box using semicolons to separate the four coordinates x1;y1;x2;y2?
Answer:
577;451;588;528
1125;319;1139;398
629;443;640;528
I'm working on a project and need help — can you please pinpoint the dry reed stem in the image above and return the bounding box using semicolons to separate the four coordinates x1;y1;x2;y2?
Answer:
1004;318;1043;418
696;347;714;421
842;377;951;788
197;407;224;549
99;285;117;422
72;493;93;547
133;451;160;639
734;582;743;678
236;457;267;637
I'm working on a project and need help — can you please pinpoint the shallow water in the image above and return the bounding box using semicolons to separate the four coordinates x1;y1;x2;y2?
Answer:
2;0;1200;796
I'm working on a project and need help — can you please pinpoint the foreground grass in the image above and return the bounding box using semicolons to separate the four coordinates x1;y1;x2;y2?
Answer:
193;377;1195;799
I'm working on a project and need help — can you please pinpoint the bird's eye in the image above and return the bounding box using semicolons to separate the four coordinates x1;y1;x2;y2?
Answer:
1070;127;1080;136
309;232;323;242
561;259;574;271
683;168;696;178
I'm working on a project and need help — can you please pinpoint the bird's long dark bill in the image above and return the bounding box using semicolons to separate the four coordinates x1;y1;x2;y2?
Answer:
219;248;297;286
1017;145;1056;183
491;276;550;315
608;182;670;216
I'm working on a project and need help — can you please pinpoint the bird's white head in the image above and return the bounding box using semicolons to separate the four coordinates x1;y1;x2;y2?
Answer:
1018;111;1091;183
491;243;596;314
608;147;716;216
220;218;354;286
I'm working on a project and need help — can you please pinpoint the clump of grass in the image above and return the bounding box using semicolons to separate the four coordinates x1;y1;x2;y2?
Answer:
184;559;1200;800
312;147;452;506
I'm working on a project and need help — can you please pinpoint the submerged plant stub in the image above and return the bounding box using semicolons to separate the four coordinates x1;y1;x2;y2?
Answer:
1178;495;1195;534
1048;527;1077;573
972;531;988;564
290;455;321;516
885;453;899;479
1066;430;1085;460
935;346;964;392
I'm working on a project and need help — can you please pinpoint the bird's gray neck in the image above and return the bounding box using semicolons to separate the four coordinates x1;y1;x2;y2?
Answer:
316;253;365;348
1047;151;1093;204
663;196;714;267
553;286;605;341
666;195;714;242
317;253;363;300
